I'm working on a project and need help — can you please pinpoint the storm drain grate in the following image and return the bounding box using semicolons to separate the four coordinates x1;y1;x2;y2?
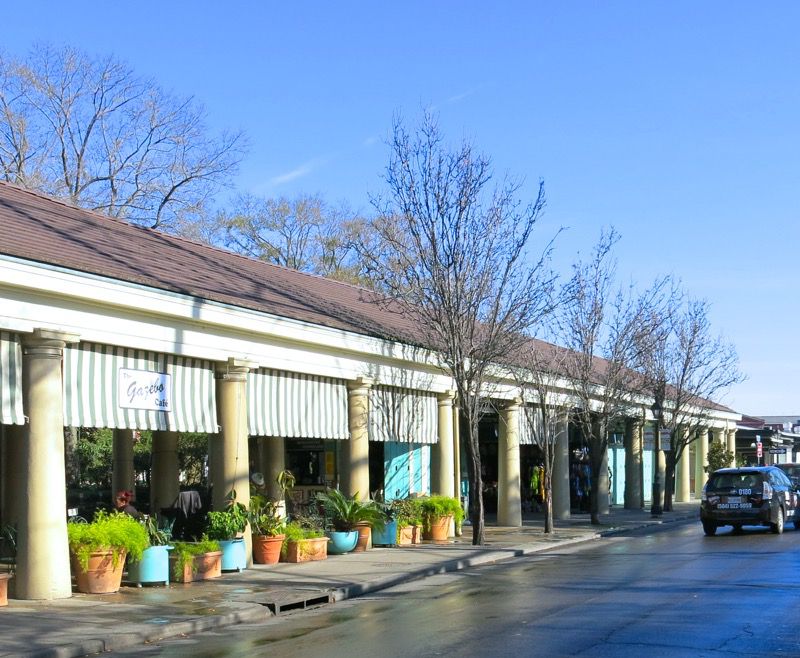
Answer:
251;588;333;615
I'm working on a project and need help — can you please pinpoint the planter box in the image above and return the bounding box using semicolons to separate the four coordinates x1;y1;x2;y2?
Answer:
281;537;328;563
71;549;126;594
127;545;172;587
0;573;10;606
398;525;414;545
219;538;247;572
169;550;222;583
253;534;284;565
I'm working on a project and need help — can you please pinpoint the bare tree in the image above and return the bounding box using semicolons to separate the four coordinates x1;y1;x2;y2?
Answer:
558;229;667;524
638;293;743;511
514;340;569;533
210;192;368;283
0;44;244;230
360;114;557;545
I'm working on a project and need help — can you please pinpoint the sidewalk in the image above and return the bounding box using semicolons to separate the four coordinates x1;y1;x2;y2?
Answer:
0;503;699;658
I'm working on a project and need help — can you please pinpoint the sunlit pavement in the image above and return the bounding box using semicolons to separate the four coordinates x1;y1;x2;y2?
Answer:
0;503;698;658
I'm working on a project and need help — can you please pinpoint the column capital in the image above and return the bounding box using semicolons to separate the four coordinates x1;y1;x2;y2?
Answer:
22;328;79;357
215;357;254;382
437;390;456;407
500;397;523;412
347;377;373;394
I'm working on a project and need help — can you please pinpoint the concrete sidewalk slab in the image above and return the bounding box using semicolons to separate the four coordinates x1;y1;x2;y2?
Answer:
0;503;699;658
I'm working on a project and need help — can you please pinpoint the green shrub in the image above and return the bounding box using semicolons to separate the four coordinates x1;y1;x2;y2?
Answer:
67;510;149;569
394;498;424;528
419;495;465;524
248;494;286;537
205;490;248;540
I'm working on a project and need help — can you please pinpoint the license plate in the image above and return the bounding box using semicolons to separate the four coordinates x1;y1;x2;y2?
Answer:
726;496;742;504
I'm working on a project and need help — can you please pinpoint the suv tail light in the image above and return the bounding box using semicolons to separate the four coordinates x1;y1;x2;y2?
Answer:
763;481;773;500
701;483;708;502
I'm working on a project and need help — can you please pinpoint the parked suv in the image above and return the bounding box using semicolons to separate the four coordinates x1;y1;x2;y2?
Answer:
700;466;799;536
776;463;800;488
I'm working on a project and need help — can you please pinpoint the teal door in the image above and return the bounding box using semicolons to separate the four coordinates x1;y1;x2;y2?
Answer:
384;442;430;500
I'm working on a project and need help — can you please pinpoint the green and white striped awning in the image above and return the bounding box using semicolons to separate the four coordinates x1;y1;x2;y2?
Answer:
0;332;24;425
248;369;348;439
518;405;537;445
369;386;438;444
63;342;218;432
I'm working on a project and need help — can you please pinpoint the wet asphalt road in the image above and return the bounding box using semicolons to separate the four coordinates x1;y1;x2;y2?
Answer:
109;521;800;657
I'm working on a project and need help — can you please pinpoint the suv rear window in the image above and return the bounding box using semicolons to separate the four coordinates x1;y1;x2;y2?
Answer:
707;472;761;490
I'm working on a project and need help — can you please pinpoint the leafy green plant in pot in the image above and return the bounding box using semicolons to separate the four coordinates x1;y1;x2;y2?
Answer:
67;510;149;593
369;492;399;547
249;494;286;565
281;519;328;563
419;495;465;541
395;498;424;544
205;490;248;572
316;489;385;552
170;538;222;582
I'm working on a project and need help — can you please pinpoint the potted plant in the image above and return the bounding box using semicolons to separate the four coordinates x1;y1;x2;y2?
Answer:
281;519;328;563
205;490;248;572
371;495;399;547
67;510;149;593
395;498;424;545
126;515;173;587
169;539;222;583
249;494;286;565
419;495;465;541
0;523;15;606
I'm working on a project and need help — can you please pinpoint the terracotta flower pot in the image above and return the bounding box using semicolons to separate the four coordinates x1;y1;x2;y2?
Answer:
282;537;328;563
169;551;222;583
71;549;126;594
252;534;284;565
0;573;11;606
428;514;453;541
354;522;371;552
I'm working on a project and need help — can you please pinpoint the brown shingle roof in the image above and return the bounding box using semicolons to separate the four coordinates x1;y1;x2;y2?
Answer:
0;181;417;345
0;181;736;415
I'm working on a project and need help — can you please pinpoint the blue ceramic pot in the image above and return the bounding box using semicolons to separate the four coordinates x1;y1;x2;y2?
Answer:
326;530;358;554
127;545;173;586
371;520;398;546
219;538;247;571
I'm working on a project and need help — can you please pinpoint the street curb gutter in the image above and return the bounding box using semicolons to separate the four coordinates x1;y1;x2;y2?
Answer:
330;533;601;602
20;605;269;658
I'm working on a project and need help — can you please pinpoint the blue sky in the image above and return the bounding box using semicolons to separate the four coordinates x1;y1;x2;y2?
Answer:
5;2;798;415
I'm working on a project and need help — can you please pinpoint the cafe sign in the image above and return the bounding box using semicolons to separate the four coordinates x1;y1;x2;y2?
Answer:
118;369;171;411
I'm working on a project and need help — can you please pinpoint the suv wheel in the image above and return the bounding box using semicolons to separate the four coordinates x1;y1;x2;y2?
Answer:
702;521;717;536
771;508;785;534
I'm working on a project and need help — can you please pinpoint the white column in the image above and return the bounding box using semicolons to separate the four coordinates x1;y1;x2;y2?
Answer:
212;358;252;560
111;429;135;504
552;412;570;520
497;399;522;527
345;379;371;501
17;329;77;600
694;429;709;496
676;427;691;502
624;417;643;509
433;392;455;497
151;430;179;515
727;429;737;462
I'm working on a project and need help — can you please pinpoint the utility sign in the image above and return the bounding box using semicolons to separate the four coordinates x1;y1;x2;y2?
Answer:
757;442;763;458
660;428;672;451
